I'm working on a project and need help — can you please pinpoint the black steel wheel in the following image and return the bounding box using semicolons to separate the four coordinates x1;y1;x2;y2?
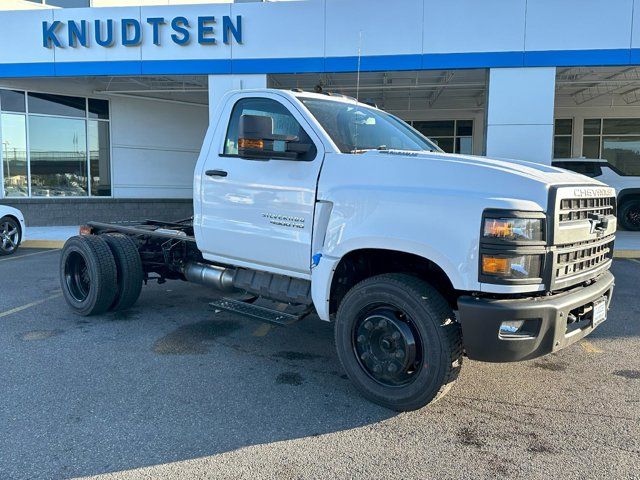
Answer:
335;273;463;411
0;216;21;256
64;250;92;302
354;307;423;387
619;199;640;231
60;235;117;316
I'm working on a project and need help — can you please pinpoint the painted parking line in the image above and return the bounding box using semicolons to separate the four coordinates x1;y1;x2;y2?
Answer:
0;248;59;263
0;292;62;319
580;340;604;354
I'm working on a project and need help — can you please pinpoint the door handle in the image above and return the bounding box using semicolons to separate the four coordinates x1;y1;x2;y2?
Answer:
205;169;228;177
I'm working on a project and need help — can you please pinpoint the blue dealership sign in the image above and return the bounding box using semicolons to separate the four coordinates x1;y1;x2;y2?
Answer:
43;15;242;48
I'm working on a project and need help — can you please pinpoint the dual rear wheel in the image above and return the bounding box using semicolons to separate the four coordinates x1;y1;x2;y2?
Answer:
60;234;143;316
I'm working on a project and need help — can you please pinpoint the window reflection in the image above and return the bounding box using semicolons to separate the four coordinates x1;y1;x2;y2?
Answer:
29;116;87;197
1;113;28;197
583;118;640;175
602;136;640;176
89;121;111;196
28;92;86;118
412;120;474;154
0;90;26;113
1;89;112;198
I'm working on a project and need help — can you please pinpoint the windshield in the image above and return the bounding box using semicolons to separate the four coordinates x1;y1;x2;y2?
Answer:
300;97;440;154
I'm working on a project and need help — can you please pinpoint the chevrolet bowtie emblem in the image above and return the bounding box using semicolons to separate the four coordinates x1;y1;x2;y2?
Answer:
588;213;609;235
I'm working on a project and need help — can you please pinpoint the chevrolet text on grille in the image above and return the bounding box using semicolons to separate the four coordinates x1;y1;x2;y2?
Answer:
573;187;614;197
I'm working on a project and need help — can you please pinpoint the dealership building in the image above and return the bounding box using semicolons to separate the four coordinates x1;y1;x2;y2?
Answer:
1;0;640;225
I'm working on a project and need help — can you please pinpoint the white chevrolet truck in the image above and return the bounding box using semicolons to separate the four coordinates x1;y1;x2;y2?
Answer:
60;89;617;411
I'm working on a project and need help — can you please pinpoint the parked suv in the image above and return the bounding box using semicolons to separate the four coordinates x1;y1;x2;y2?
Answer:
553;158;640;230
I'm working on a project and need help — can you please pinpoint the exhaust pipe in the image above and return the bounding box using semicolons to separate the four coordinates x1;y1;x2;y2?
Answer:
182;262;236;291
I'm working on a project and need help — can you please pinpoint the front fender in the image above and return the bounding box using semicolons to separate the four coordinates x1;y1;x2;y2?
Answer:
310;238;471;321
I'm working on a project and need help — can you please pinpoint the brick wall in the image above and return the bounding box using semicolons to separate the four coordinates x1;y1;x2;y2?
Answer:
0;198;194;226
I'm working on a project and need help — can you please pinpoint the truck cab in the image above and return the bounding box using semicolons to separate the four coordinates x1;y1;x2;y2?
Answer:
61;89;617;411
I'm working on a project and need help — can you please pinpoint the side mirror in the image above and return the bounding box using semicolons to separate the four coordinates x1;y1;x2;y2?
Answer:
237;114;313;160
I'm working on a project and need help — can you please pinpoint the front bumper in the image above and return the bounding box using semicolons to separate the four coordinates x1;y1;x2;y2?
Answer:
457;271;614;362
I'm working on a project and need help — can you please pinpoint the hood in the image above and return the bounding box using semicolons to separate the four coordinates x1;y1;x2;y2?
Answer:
318;150;605;212
0;204;24;220
385;150;602;186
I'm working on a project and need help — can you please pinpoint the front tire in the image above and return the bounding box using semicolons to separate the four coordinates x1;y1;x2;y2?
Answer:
335;274;462;411
60;235;118;316
619;199;640;231
0;216;21;256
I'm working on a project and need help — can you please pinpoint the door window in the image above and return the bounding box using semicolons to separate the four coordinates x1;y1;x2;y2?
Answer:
224;97;316;160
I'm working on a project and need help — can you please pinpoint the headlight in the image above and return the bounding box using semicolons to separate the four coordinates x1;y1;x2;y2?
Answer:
481;253;543;279
483;217;544;242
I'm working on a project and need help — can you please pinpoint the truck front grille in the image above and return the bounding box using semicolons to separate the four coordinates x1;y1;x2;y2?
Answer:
559;197;616;223
555;238;614;281
550;185;617;290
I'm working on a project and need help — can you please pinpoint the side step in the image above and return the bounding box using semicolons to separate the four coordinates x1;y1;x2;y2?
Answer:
210;297;311;326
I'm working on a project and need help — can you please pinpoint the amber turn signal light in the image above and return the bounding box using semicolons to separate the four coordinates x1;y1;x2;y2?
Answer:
238;138;264;150
482;256;510;275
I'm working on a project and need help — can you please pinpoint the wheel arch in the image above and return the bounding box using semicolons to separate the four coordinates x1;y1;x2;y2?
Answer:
322;248;458;319
618;188;640;205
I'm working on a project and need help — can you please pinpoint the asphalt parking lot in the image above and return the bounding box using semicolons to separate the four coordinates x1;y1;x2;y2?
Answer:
0;248;639;480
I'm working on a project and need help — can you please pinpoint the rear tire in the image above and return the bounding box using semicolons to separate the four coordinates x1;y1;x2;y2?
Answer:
60;235;117;316
619;199;640;231
102;233;144;312
335;273;462;411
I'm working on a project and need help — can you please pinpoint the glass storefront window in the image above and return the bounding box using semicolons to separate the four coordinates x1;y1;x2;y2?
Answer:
89;121;111;196
583;119;602;135
1;114;28;197
89;99;110;120
583;136;600;158
29;116;87;197
412;119;474;154
602;136;640;176
1;89;111;198
553;119;573;158
28;92;86;118
0;90;26;113
583;118;640;175
602;119;640;135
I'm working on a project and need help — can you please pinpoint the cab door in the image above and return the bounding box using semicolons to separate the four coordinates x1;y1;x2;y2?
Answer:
197;93;324;278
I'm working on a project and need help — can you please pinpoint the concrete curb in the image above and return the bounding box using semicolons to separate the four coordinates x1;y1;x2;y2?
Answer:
613;250;640;259
21;240;65;249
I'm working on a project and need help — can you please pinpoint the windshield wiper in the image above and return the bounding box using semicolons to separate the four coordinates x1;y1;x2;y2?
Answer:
349;145;388;154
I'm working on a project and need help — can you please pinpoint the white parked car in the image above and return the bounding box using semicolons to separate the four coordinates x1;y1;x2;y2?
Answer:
0;205;25;255
553;158;640;231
